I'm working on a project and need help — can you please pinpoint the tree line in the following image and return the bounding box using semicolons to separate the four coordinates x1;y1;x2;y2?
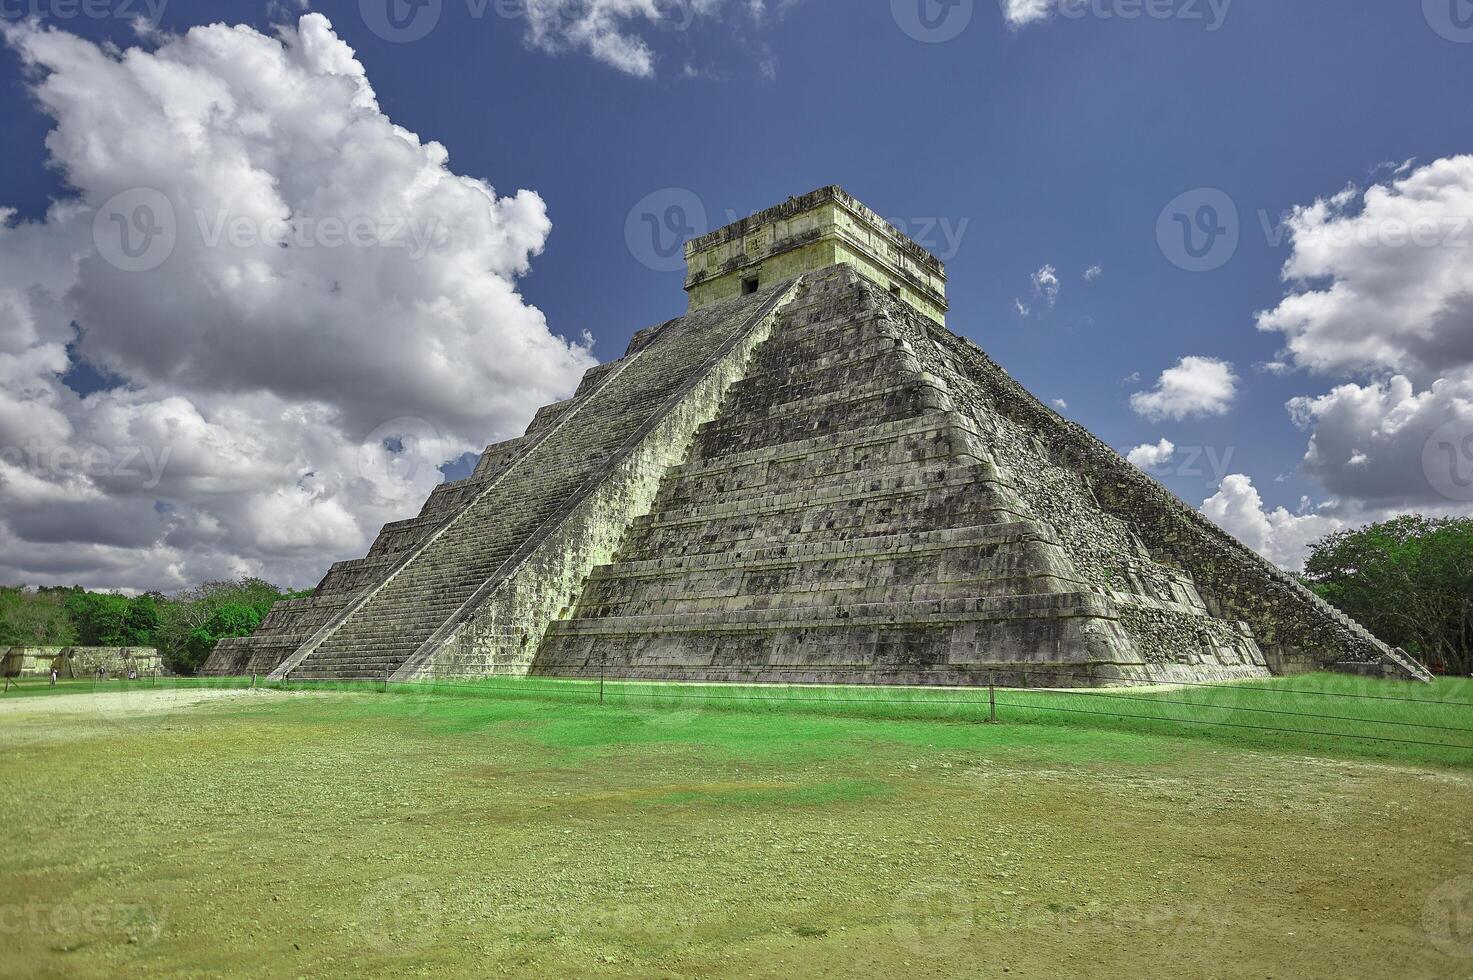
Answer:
0;579;308;675
1303;515;1472;677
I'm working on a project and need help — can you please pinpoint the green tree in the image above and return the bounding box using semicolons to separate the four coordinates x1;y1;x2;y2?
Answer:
64;591;132;646
122;594;162;647
181;603;263;674
1304;515;1473;676
4;578;305;674
156;578;305;674
0;586;77;646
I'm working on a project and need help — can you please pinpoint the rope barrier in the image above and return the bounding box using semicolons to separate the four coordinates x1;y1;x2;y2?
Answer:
17;663;1468;752
351;659;1473;706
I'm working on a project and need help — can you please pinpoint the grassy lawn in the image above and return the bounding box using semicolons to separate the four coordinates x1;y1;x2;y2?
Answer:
2;676;1472;978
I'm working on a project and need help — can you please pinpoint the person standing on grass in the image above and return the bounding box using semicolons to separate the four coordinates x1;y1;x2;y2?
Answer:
50;667;57;686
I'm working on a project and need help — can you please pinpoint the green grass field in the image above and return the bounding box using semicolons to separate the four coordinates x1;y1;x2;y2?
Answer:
3;674;1472;978
18;669;1464;765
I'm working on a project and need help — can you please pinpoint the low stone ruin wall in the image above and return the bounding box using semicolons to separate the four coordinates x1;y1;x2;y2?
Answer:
2;647;162;678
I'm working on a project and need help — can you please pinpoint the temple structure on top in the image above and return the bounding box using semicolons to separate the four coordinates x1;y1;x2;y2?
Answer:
203;186;1429;687
684;186;948;325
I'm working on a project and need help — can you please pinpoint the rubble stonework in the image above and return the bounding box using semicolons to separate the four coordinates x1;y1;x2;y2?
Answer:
202;188;1430;685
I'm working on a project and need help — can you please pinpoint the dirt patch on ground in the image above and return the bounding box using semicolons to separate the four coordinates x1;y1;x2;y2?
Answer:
0;686;264;718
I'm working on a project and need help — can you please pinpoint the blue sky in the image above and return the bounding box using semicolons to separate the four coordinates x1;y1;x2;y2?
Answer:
1;0;1471;589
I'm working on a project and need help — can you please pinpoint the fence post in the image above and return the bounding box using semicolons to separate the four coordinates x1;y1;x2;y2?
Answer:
599;654;606;705
384;664;391;694
989;679;997;725
251;673;256;690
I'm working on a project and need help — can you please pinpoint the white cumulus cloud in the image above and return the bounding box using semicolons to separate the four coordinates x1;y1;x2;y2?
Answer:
1129;356;1237;421
1255;155;1473;522
1286;374;1473;507
1126;438;1175;471
1199;474;1350;572
0;15;595;591
1256;156;1473;381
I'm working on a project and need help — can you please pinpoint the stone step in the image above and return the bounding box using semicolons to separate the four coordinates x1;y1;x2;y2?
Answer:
582;522;1084;616
715;348;923;411
724;331;905;385
654;458;1006;512
596;521;1054;578
535;592;1142;677
630;506;1030;560
669;413;961;480
634;466;1024;534
272;280;812;680
692;378;948;455
579;573;1089;618
550;592;1117;636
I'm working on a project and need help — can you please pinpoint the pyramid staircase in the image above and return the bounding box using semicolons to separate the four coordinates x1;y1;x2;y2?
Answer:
203;189;1429;686
532;267;1268;686
204;280;801;680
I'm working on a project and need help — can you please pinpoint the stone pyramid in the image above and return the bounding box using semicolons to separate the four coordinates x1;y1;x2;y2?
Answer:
203;187;1429;686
